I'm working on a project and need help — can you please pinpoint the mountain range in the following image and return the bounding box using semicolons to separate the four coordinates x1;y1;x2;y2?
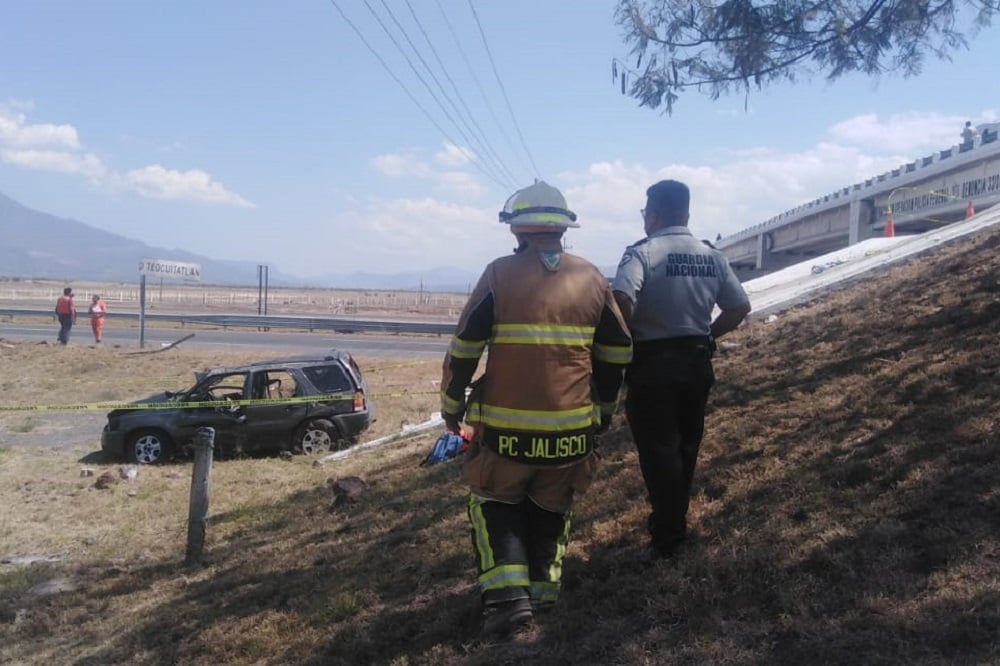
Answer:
0;191;478;291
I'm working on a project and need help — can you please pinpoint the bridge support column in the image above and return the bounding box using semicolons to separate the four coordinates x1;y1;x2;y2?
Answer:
755;232;779;270
849;199;877;244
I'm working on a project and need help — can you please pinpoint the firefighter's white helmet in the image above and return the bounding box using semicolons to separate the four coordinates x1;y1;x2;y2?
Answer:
499;181;579;229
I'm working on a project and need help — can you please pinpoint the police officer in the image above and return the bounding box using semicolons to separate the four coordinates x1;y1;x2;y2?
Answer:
441;181;632;636
612;179;751;558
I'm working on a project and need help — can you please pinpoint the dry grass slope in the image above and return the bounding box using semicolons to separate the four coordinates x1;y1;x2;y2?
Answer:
1;225;998;665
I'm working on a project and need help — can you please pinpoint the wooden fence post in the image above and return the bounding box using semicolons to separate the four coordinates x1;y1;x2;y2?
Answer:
185;427;215;565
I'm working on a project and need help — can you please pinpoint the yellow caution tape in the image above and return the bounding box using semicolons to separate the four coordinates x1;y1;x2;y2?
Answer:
0;390;441;413
363;359;438;372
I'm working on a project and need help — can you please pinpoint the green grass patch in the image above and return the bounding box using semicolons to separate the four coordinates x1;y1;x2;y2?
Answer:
7;418;35;433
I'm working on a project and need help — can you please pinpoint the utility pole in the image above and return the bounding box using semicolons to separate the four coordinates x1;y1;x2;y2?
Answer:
257;264;267;315
257;264;269;331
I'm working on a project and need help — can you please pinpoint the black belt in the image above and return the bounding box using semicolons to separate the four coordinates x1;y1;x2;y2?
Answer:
633;336;714;357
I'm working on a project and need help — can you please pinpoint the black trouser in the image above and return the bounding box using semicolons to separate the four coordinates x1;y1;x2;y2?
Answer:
57;314;73;344
625;340;715;551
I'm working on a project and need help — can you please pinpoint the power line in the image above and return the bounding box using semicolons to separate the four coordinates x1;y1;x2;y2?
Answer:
466;0;541;179
402;0;522;187
327;0;512;190
375;0;518;190
360;0;513;189
431;0;534;184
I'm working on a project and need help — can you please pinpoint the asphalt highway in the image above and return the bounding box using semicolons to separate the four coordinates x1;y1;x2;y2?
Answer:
0;322;451;358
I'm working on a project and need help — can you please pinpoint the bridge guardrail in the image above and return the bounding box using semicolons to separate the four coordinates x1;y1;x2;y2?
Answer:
0;308;456;336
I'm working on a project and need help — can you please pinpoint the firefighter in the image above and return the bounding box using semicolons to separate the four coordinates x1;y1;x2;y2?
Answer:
441;181;633;637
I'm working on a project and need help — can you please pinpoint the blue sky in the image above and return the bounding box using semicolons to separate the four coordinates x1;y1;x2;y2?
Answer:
2;1;998;282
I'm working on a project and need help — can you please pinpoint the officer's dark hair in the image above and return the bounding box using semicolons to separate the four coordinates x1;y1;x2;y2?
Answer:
646;180;689;225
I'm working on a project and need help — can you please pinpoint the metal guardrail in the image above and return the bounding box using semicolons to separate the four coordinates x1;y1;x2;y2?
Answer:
0;308;456;336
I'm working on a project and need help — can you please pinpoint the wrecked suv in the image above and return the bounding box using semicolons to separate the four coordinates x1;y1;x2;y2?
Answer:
101;350;375;464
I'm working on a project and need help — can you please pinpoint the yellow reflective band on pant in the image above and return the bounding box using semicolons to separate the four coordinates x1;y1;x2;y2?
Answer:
448;336;486;359
491;323;595;346
593;342;633;364
472;403;597;431
547;511;572;585
478;564;530;593
530;581;560;605
469;494;494;572
440;392;463;414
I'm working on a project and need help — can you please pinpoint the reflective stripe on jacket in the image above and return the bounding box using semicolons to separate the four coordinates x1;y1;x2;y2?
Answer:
441;236;632;463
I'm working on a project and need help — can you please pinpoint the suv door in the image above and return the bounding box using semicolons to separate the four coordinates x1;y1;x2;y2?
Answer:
242;368;309;451
173;372;250;454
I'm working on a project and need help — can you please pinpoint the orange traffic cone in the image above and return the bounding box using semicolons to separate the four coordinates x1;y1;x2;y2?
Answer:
884;210;896;237
966;200;975;219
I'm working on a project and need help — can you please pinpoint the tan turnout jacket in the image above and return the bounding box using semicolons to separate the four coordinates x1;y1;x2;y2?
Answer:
441;236;632;465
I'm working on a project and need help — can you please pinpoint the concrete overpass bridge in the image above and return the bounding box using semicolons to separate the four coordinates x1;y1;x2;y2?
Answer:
717;124;1000;280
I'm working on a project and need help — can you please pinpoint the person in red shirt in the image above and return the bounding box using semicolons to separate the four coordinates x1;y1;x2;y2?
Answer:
55;287;77;345
89;294;107;343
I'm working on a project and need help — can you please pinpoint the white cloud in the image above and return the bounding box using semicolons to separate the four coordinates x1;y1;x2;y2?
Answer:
434;142;475;167
370;152;431;177
0;109;80;149
827;111;974;153
313;195;509;276
299;109;1000;275
1;148;106;180
435;171;488;199
371;146;488;200
123;165;255;208
1;102;254;208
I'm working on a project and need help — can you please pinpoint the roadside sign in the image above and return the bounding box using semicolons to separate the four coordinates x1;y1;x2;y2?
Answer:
137;257;202;348
139;258;202;282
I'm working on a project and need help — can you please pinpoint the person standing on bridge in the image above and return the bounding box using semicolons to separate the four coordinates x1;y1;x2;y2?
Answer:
612;179;751;559
441;181;632;637
54;287;77;345
89;294;108;343
961;121;977;145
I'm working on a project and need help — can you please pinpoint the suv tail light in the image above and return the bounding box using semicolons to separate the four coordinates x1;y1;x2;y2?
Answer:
353;390;365;411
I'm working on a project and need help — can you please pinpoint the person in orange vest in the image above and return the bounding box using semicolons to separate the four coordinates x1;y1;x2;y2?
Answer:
89;294;108;343
54;287;77;345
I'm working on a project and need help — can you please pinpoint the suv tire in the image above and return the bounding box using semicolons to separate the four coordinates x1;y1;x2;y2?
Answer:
294;419;341;456
127;429;174;464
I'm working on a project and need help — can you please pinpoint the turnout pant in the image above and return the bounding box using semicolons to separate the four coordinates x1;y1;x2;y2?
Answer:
464;443;595;608
468;495;570;607
625;345;714;552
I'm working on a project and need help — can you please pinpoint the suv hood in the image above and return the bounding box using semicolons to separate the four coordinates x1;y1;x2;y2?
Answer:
107;391;177;418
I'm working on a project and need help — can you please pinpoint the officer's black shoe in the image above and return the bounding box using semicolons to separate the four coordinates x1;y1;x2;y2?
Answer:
481;597;533;638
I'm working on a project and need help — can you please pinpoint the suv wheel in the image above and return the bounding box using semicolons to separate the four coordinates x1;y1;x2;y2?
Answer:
294;419;341;456
127;429;174;464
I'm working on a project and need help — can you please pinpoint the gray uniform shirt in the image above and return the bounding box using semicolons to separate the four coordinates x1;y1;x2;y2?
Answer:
612;227;750;341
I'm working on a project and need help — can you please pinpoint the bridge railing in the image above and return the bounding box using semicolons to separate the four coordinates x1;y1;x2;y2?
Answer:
717;127;1000;248
0;308;456;336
